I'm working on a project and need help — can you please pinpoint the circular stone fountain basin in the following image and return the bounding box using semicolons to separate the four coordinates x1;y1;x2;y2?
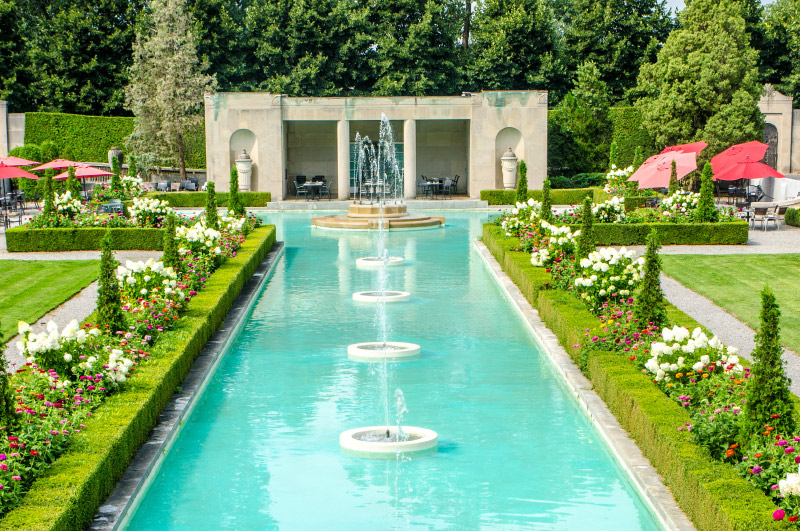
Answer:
347;342;421;362
352;291;410;302
339;426;438;458
356;256;404;268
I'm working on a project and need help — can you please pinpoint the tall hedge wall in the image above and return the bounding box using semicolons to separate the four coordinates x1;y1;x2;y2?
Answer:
24;112;206;169
609;106;654;167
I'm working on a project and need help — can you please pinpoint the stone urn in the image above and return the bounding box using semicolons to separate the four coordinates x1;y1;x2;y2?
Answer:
108;146;124;168
235;149;252;191
501;148;519;190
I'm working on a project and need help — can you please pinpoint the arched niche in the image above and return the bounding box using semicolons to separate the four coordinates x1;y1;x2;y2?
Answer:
763;123;778;170
495;127;523;188
229;129;258;191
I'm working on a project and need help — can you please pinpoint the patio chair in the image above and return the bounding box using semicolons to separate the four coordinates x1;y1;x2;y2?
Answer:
156;182;169;192
417;178;431;198
451;175;460;195
441;178;453;199
294;179;308;200
313;175;325;183
2;210;22;229
170;182;181;192
320;181;332;200
763;205;780;230
184;182;197;191
750;206;769;230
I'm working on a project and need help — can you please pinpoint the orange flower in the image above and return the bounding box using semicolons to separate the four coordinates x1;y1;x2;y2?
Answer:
676;373;684;378
730;443;739;449
725;449;735;457
754;453;763;458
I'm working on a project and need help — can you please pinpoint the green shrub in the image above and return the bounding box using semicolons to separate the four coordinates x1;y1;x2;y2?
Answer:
162;214;179;270
695;163;716;222
549;173;605;189
0;227;277;531
541;178;553;221
23;112;206;168
42;169;56;217
516;160;528;203
5;228;164;252
205;182;219;230
97;232;126;333
481;188;602;206
482;224;789;531
669;161;679;194
623;197;647;211
609;106;653;167
633;229;668;329
228;167;245;217
575;196;595;262
145;191;270;208
593;222;748;245
786;208;799;227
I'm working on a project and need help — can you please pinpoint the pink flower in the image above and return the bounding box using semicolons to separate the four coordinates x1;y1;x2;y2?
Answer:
774;509;786;521
11;476;21;481
786;447;795;454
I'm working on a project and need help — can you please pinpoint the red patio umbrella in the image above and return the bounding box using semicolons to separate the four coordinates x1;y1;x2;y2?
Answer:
0;156;41;167
53;164;115;180
710;141;768;174
0;162;39;180
660;141;708;155
712;159;785;181
628;151;697;189
30;158;81;171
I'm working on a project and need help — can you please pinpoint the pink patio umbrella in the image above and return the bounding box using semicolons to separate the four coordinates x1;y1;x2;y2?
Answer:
0;156;41;167
712;159;785;181
628;151;698;189
710;141;769;175
53;164;115;180
660;141;708;156
30;158;81;171
0;162;39;180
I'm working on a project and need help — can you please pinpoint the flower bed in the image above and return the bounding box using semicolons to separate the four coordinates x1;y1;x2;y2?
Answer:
0;224;276;531
482;224;790;530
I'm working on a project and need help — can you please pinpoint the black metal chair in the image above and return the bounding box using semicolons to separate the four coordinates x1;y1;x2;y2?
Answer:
441;178;453;199
156;182;169;192
313;175;325;183
2;210;22;229
295;180;308;200
320;181;332;200
451;175;460;195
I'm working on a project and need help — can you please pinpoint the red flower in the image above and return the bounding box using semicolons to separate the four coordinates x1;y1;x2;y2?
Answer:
790;516;799;523
30;450;39;456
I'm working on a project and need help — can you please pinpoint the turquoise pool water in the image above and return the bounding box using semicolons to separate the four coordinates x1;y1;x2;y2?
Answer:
125;211;661;530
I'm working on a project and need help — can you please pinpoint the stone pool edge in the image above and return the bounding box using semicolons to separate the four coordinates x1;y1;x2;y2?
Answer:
473;239;695;531
89;241;286;531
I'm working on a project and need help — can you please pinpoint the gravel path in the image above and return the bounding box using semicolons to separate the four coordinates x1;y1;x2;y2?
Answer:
662;273;800;395
628;225;800;255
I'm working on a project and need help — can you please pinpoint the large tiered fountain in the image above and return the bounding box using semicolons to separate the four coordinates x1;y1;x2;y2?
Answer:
311;116;445;231
339;117;438;458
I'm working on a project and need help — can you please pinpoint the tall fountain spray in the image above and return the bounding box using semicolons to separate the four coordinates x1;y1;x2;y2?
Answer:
340;117;438;458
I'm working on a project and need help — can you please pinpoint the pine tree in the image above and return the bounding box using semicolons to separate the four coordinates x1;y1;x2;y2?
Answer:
110;157;123;193
126;0;216;180
97;232;126;333
541;178;553;222
228;166;245;216
205;181;219;230
608;141;619;170
695;162;716;222
633;229;667;329
668;160;678;194
66;165;82;200
516;160;528;204
575;196;595;262
42;168;56;217
162;213;179;270
743;287;796;439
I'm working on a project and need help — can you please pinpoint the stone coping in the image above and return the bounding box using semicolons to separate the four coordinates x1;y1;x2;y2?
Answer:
264;199;489;210
89;242;285;531
473;240;695;531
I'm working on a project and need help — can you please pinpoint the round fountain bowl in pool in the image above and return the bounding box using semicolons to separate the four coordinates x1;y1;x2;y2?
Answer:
339;426;438;458
347;342;421;362
352;290;410;302
356;256;404;268
312;203;444;231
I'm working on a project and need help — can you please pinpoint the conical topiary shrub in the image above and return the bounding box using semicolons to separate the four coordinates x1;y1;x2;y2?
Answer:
162;213;179;270
541;178;553;222
205;181;219;230
575;196;595;262
516;160;528;204
97;231;126;333
695;162;716;222
228;166;245;217
633;229;667;329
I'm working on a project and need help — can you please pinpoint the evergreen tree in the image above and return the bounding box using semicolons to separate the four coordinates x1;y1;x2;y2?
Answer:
550;62;612;174
562;0;674;101
575;196;595;262
66;165;82;200
695;162;716;222
205;181;219;230
516;160;528;204
162;213;179;270
743;287;796;439
541;178;553;222
763;0;800;101
97;231;126;333
228;165;245;216
126;0;216;180
42;168;56;217
110;157;123;193
468;0;566;98
668;160;678;194
608;141;619;170
632;146;645;169
0;325;18;432
0;0;27;111
633;229;667;329
634;0;763;156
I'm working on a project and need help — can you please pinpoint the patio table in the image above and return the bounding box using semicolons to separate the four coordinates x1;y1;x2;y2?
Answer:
303;182;323;201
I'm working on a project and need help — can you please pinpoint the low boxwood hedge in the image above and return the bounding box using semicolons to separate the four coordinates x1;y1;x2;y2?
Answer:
482;224;787;531
145;191;271;208
480;187;606;206
594;221;749;245
786;207;799;227
0;226;276;531
6;227;164;252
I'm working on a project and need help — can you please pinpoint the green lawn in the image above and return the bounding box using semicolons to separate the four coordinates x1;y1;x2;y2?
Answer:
661;254;800;354
0;260;99;343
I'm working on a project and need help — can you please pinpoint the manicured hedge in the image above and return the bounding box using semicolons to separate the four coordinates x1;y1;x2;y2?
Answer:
623;197;647;211
0;226;277;531
482;225;788;531
480;188;605;206
5;227;164;252
593;221;749;245
24;112;206;168
146;191;271;208
609;106;654;167
787;207;799;227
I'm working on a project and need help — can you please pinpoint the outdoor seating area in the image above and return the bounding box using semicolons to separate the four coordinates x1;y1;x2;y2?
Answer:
293;175;332;201
150;179;200;192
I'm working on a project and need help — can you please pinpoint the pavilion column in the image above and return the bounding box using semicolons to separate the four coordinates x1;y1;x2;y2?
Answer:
403;119;416;199
337;119;350;200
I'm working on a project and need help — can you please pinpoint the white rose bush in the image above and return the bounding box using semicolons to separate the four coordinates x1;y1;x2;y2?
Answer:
574;247;643;312
129;197;170;227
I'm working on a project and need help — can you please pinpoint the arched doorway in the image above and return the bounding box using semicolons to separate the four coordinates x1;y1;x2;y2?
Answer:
494;127;523;188
229;129;257;191
763;123;778;169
